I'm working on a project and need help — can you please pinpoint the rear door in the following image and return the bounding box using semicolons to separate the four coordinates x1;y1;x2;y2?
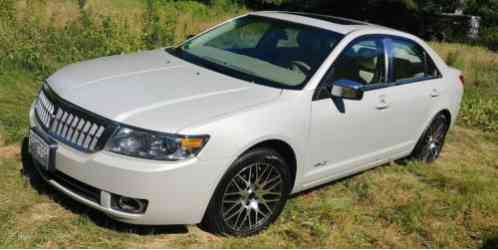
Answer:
383;37;444;148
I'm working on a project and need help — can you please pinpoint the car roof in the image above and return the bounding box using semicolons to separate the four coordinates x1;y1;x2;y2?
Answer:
251;11;393;35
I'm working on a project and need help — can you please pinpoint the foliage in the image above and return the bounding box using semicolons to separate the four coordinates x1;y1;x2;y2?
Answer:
461;89;498;133
143;0;175;49
480;26;498;50
465;0;498;49
465;0;498;26
431;42;498;135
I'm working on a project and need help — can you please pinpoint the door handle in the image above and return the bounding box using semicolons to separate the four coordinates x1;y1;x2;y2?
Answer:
430;88;440;98
376;95;389;110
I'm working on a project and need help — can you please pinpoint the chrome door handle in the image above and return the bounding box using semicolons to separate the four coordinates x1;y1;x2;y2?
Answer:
430;89;440;98
376;95;389;110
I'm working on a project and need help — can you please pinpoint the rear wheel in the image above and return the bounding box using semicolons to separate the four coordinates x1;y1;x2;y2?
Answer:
201;148;290;236
411;113;450;163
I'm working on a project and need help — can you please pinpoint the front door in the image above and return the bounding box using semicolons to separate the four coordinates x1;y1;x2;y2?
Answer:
305;36;397;185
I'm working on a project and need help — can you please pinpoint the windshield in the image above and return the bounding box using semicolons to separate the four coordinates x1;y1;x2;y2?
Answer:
168;15;344;89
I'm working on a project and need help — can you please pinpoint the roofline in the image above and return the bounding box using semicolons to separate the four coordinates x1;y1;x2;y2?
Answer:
280;11;372;25
252;11;395;33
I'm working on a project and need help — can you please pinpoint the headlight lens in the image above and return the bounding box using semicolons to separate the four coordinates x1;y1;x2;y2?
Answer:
105;127;209;161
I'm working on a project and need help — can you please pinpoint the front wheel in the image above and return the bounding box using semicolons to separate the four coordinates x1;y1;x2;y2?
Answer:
201;148;291;236
411;113;450;163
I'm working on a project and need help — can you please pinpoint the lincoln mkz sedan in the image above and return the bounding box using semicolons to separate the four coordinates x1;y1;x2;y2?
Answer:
26;12;464;236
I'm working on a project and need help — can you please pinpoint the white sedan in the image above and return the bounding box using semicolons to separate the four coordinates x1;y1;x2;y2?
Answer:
27;11;464;236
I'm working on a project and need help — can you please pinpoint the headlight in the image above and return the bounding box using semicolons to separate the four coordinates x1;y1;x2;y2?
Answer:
105;127;209;161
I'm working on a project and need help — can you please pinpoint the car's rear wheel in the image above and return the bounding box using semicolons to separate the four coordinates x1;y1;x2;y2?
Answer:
201;148;290;236
411;113;450;163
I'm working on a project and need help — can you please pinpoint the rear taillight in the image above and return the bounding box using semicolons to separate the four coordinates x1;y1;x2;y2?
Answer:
459;75;465;86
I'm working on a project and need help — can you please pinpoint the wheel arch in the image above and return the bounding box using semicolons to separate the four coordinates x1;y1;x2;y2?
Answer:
440;109;452;126
416;108;453;142
244;139;298;192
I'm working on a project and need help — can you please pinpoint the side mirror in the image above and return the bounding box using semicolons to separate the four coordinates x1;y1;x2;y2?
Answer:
329;79;364;100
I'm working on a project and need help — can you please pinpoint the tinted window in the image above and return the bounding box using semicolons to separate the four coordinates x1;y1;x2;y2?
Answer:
206;21;270;49
324;37;386;85
426;54;441;78
391;39;439;82
276;28;299;48
171;15;343;89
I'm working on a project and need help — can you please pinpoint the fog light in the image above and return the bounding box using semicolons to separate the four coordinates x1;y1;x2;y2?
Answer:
111;194;148;214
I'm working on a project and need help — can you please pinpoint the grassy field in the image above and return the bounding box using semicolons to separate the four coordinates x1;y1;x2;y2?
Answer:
0;0;498;248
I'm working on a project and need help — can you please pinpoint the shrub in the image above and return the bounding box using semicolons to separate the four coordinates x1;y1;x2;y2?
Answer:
480;26;498;51
460;89;498;133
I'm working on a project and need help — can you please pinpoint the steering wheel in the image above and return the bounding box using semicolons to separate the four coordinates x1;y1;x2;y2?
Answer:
289;60;311;75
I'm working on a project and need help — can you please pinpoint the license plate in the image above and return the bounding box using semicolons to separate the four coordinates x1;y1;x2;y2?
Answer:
29;129;57;172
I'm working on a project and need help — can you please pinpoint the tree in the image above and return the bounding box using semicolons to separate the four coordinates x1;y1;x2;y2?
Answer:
465;0;498;25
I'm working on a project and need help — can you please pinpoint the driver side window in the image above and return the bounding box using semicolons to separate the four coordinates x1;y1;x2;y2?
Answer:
324;37;386;86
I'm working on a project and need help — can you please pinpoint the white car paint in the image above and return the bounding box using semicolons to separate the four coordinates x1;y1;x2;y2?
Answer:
28;11;463;225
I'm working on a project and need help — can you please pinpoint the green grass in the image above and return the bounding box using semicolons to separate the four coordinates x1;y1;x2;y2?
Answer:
1;0;498;248
0;70;39;144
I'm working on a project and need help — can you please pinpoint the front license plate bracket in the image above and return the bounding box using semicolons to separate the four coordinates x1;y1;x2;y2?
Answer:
29;128;57;172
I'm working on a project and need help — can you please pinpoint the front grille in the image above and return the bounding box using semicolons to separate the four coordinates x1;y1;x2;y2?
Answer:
35;85;115;152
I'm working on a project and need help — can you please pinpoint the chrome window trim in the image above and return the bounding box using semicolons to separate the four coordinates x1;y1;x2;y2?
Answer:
313;34;443;101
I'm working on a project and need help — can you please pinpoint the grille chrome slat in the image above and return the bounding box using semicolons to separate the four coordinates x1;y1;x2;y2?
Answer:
76;119;86;146
34;89;113;153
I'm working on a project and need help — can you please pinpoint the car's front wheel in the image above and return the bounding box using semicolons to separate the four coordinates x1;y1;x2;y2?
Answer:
201;148;291;236
411;113;450;163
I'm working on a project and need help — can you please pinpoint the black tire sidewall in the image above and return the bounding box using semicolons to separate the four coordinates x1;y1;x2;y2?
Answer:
412;113;450;163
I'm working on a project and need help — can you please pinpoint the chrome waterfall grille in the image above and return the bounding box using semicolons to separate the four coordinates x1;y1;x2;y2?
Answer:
34;87;116;153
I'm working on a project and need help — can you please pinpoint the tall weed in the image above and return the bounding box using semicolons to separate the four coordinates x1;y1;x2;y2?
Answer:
431;42;498;135
460;89;498;133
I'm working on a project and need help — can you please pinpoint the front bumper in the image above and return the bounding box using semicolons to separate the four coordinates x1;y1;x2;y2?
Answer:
29;107;229;225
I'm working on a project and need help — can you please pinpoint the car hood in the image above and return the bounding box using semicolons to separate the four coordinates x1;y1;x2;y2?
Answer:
47;49;282;133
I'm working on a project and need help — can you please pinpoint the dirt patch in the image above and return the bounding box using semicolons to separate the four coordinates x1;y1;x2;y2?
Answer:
19;203;57;223
0;144;20;160
16;202;72;228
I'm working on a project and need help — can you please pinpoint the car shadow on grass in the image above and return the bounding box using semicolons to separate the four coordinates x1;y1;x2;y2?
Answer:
288;159;408;199
482;233;498;248
19;138;189;236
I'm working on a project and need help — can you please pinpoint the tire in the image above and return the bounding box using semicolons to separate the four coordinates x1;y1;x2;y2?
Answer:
411;113;450;163
201;148;291;236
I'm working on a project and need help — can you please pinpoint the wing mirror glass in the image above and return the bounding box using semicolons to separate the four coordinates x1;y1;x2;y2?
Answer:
329;79;364;100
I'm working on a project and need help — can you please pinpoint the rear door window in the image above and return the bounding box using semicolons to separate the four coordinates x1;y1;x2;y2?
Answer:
390;38;440;83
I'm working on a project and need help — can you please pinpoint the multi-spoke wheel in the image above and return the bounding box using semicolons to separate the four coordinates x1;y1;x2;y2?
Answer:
201;148;290;236
411;113;450;163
